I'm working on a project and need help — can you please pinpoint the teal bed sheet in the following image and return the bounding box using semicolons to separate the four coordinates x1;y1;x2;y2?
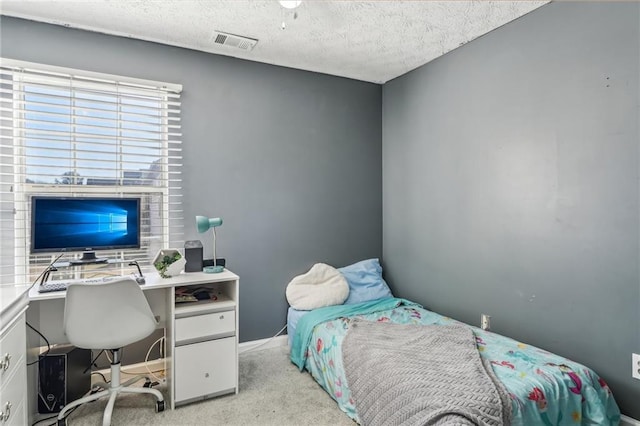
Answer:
290;298;620;425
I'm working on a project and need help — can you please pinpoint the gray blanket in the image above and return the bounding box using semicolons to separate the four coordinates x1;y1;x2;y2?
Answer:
342;319;512;426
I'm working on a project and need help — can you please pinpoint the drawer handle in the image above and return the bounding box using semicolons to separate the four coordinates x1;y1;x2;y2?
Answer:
0;354;10;372
0;401;11;422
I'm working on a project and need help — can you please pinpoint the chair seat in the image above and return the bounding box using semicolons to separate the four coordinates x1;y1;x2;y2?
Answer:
64;279;158;349
67;307;156;349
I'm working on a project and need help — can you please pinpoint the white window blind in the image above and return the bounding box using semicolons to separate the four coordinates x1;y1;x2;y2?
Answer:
0;59;183;285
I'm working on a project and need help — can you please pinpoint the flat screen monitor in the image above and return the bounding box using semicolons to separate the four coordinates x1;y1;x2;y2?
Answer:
31;196;141;264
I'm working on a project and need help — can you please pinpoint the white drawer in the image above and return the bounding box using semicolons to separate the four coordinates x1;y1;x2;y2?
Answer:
174;337;236;403
175;310;235;344
0;314;26;385
0;355;27;426
3;399;25;426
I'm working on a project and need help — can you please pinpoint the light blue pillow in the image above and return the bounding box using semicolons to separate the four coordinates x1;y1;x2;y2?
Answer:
339;258;393;304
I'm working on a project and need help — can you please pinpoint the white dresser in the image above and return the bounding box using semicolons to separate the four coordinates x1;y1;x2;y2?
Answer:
0;286;29;426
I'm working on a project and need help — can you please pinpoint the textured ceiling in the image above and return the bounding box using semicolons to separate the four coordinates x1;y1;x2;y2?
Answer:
0;0;548;83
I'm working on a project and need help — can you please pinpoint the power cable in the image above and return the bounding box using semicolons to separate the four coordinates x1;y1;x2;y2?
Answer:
26;322;50;366
239;324;287;354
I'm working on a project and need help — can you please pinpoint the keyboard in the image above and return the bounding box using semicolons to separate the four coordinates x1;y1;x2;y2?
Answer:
38;281;69;293
38;276;123;293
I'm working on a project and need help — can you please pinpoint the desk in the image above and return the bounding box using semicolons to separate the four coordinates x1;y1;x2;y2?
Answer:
26;269;239;420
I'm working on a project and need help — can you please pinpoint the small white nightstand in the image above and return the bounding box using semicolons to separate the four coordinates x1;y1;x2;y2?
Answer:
171;273;239;406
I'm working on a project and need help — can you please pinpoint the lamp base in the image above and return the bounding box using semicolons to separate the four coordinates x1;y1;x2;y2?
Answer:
203;265;224;274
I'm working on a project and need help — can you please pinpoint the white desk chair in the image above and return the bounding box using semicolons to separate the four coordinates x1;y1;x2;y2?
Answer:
57;278;165;426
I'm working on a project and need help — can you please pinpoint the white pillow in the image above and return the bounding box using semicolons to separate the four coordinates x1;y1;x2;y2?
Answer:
286;263;349;310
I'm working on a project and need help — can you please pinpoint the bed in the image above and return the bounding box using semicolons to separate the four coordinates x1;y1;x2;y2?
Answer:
286;259;621;426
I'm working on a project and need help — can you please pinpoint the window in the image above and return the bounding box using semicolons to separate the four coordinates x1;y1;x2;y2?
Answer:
0;59;183;285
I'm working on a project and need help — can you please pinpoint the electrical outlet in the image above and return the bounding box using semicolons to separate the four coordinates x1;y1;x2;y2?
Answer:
481;314;491;331
633;353;640;380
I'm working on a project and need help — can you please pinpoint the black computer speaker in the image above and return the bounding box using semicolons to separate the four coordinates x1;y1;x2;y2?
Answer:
184;240;203;273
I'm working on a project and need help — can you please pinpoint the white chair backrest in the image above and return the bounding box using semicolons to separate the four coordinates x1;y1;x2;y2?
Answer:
63;278;157;350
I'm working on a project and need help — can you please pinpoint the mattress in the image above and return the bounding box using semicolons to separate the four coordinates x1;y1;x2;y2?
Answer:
287;306;308;348
289;298;621;425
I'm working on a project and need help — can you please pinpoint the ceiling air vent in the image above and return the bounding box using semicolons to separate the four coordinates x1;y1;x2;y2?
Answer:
212;31;258;51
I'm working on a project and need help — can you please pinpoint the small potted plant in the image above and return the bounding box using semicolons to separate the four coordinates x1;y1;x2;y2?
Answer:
154;249;186;278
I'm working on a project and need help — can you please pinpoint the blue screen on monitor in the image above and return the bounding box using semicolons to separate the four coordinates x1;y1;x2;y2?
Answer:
31;197;140;253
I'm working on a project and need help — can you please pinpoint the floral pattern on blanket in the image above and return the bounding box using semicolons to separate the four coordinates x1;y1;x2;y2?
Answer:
303;305;620;425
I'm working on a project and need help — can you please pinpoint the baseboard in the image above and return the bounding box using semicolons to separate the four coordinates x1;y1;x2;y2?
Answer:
95;358;166;384
96;336;288;381
239;334;288;354
622;415;640;426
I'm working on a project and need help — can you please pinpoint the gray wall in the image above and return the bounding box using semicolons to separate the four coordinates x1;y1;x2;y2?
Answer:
382;2;639;418
0;17;383;342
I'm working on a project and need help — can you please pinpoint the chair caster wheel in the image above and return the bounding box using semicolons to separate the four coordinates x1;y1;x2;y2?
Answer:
57;418;66;426
156;400;165;412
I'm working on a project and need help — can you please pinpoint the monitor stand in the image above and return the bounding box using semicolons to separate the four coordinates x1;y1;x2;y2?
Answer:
68;251;109;265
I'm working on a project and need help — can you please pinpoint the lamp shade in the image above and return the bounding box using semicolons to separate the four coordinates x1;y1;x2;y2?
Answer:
279;0;302;9
196;216;223;233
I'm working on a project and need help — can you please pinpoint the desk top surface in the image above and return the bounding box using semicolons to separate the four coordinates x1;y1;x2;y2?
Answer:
28;269;239;301
1;284;30;328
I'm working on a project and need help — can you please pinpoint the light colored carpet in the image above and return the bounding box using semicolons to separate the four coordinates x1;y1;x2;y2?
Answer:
63;345;356;425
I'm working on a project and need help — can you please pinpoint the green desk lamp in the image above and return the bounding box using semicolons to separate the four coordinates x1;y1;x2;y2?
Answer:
196;215;224;273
